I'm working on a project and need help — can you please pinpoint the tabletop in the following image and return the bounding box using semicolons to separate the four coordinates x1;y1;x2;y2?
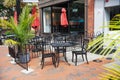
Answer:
51;42;73;47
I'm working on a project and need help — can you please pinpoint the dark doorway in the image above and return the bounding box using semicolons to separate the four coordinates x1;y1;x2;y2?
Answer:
52;7;69;33
69;0;85;34
52;2;69;33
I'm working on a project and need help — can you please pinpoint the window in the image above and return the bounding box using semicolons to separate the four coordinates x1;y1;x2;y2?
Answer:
43;7;51;33
69;1;84;33
109;6;120;30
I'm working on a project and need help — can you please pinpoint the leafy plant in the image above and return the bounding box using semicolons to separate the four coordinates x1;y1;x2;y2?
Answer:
0;5;35;54
99;64;120;80
4;39;18;46
88;14;120;79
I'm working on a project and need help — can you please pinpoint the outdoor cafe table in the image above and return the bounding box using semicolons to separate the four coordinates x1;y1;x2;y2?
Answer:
51;42;73;67
60;33;70;42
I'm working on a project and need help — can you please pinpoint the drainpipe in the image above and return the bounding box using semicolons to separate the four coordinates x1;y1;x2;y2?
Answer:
85;0;88;38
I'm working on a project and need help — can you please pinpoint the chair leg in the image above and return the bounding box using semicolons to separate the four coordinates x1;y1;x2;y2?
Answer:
81;54;84;61
52;56;56;67
63;52;68;63
41;57;44;69
54;56;56;67
72;53;74;62
85;54;89;64
56;53;60;67
75;54;77;66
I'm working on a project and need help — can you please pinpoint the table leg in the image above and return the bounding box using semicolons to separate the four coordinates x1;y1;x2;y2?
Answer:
63;47;70;65
55;47;70;67
55;47;60;67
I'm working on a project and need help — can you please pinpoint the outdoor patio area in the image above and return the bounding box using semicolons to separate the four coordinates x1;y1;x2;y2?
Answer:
0;46;113;80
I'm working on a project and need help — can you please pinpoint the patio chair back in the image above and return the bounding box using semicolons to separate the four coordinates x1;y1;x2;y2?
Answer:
72;38;89;66
40;36;56;69
30;36;43;58
81;39;89;53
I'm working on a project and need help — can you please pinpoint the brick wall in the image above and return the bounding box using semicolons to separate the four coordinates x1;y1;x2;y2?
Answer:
87;0;94;37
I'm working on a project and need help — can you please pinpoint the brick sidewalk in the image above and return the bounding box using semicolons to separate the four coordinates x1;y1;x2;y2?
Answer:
0;46;113;80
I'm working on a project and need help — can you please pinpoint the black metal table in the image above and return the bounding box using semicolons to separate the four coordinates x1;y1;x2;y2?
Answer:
51;42;73;67
60;33;70;42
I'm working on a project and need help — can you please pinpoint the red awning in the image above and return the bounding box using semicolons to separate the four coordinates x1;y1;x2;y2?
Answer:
60;8;68;27
14;11;17;25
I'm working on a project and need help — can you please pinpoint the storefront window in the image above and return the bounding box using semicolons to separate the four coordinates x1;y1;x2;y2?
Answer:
43;7;51;33
41;0;85;33
69;0;84;33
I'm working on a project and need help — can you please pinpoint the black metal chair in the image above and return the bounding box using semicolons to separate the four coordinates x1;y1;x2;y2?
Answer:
29;36;42;58
40;36;56;69
72;39;89;66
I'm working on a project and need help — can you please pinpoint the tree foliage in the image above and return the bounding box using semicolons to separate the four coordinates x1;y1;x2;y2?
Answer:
3;0;16;8
0;0;14;19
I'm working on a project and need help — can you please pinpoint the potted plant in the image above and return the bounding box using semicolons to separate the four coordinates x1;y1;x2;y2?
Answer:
0;5;35;63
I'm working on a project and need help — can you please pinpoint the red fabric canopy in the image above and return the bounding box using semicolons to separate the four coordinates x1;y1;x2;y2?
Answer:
60;8;68;27
32;6;37;15
32;15;40;29
31;6;40;30
14;11;17;25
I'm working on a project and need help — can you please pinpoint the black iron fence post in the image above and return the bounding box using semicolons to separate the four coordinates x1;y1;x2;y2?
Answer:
16;0;20;19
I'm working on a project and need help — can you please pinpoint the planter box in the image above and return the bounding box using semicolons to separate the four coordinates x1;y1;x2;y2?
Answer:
8;46;16;58
0;39;2;45
19;53;30;63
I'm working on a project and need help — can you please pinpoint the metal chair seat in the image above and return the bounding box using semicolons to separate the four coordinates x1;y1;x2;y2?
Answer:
42;53;55;58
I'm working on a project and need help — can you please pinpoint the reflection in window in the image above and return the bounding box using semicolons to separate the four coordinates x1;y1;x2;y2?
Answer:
109;6;120;30
69;1;84;32
43;7;51;33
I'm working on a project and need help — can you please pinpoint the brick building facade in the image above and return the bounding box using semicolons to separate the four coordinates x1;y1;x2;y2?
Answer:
88;0;94;37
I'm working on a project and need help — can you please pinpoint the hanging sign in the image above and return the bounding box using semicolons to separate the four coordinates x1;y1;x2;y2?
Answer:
23;0;39;2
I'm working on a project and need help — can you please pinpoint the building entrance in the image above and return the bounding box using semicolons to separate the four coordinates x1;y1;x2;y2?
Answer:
41;0;85;34
52;7;69;33
69;0;84;34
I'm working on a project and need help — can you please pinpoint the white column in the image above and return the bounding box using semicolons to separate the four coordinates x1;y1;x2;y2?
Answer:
94;0;105;34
